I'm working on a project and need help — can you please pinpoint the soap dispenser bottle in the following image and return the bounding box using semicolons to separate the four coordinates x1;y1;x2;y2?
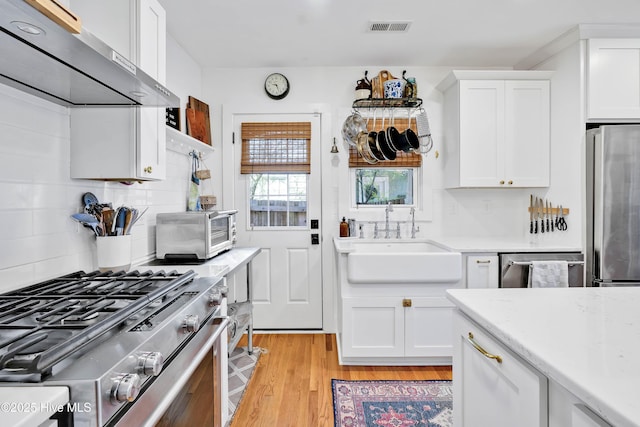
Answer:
339;217;349;237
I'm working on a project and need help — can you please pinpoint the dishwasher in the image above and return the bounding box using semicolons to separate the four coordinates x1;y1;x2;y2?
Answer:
499;252;585;288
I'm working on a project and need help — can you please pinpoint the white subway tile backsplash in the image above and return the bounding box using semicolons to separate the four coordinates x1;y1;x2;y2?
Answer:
0;84;191;287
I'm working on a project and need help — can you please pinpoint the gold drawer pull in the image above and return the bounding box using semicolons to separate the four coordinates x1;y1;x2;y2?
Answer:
144;166;153;174
402;298;412;307
476;260;492;264
499;180;505;185
508;180;513;185
467;332;502;363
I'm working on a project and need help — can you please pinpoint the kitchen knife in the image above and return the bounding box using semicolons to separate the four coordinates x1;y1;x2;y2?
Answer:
549;201;554;232
533;197;538;234
545;200;550;232
540;198;544;233
529;194;534;234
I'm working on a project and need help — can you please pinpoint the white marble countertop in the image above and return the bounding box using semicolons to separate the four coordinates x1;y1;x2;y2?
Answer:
432;236;582;253
0;386;69;427
138;247;261;277
446;287;640;427
333;236;581;254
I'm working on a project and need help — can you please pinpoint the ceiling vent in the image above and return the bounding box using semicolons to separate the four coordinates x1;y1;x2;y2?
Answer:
368;21;412;33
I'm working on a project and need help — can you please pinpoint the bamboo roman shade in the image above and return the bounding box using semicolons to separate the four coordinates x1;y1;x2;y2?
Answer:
348;118;422;168
241;122;311;173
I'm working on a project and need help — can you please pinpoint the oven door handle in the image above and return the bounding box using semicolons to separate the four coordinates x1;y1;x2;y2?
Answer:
114;316;229;427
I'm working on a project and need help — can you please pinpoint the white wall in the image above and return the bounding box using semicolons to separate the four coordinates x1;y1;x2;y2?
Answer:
200;65;583;332
0;34;202;292
201;65;583;242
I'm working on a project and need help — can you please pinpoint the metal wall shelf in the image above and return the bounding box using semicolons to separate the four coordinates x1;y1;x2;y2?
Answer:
352;98;422;109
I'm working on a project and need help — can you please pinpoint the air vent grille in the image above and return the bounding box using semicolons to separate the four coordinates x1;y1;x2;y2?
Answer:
368;21;412;33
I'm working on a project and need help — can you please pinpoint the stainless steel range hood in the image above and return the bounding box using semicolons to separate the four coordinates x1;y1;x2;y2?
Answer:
0;0;179;107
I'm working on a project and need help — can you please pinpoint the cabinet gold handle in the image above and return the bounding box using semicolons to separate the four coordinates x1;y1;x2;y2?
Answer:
144;166;153;174
402;298;412;307
499;180;505;185
476;260;491;264
467;332;502;363
508;180;513;185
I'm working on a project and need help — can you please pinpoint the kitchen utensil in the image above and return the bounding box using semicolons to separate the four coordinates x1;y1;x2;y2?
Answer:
128;207;148;230
533;197;540;234
376;110;396;160
549;201;554;232
82;192;99;208
546;200;550;232
385;109;405;151
341;112;367;147
71;213;102;236
367;110;386;161
115;208;127;236
529;194;534;234
558;205;568;231
371;70;394;98
540;198;545;234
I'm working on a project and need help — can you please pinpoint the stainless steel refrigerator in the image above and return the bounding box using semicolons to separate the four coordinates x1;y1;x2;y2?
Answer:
587;125;640;287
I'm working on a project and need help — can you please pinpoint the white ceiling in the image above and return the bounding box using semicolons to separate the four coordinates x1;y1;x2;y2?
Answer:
158;0;640;69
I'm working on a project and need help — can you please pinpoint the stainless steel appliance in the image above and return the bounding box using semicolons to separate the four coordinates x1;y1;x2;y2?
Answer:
587;125;640;287
0;269;228;427
156;210;237;261
500;253;584;288
0;0;178;107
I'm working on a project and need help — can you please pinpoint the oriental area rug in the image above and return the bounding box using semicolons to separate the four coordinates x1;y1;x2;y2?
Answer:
332;379;453;427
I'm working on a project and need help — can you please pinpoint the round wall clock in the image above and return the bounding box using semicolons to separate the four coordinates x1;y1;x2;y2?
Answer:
264;73;290;100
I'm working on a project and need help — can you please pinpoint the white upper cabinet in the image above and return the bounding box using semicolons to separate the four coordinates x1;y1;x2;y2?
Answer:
587;38;640;120
69;0;167;181
438;71;552;188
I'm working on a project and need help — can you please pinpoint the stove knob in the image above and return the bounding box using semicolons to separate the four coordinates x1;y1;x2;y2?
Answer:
208;290;223;306
137;352;164;376
182;314;200;333
110;373;141;404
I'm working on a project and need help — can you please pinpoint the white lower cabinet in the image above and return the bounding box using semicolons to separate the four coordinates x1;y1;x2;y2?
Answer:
465;254;499;288
341;296;454;361
453;310;548;427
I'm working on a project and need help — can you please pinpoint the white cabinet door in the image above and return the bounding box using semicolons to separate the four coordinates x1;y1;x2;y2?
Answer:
69;0;166;181
442;74;550;188
341;298;404;358
504;81;550;187
466;255;499;289
453;311;548;427
458;80;504;187
404;297;454;358
588;39;640;119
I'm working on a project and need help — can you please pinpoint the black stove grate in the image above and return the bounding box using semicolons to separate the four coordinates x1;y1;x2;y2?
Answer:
0;269;196;376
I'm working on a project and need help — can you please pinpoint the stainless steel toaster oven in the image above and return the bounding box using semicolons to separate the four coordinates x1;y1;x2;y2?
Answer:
156;210;237;260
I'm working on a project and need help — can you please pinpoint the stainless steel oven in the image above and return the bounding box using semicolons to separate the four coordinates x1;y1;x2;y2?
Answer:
0;269;228;427
499;252;584;288
156;210;237;261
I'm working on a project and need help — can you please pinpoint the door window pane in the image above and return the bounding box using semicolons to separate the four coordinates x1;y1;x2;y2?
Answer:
249;174;308;227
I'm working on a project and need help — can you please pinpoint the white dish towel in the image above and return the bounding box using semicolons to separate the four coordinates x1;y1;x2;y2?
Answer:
528;261;569;288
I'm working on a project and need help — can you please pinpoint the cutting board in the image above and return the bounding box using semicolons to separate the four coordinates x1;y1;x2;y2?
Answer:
186;96;211;145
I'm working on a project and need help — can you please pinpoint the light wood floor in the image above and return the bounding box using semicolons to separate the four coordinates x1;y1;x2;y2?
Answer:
229;333;452;427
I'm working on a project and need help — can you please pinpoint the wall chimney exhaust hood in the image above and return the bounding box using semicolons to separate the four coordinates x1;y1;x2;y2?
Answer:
0;0;179;107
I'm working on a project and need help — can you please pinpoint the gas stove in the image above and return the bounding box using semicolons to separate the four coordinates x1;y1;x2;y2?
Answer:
0;269;227;426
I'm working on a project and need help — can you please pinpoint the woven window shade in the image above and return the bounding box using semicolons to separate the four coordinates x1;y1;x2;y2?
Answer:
241;122;311;173
348;118;422;168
